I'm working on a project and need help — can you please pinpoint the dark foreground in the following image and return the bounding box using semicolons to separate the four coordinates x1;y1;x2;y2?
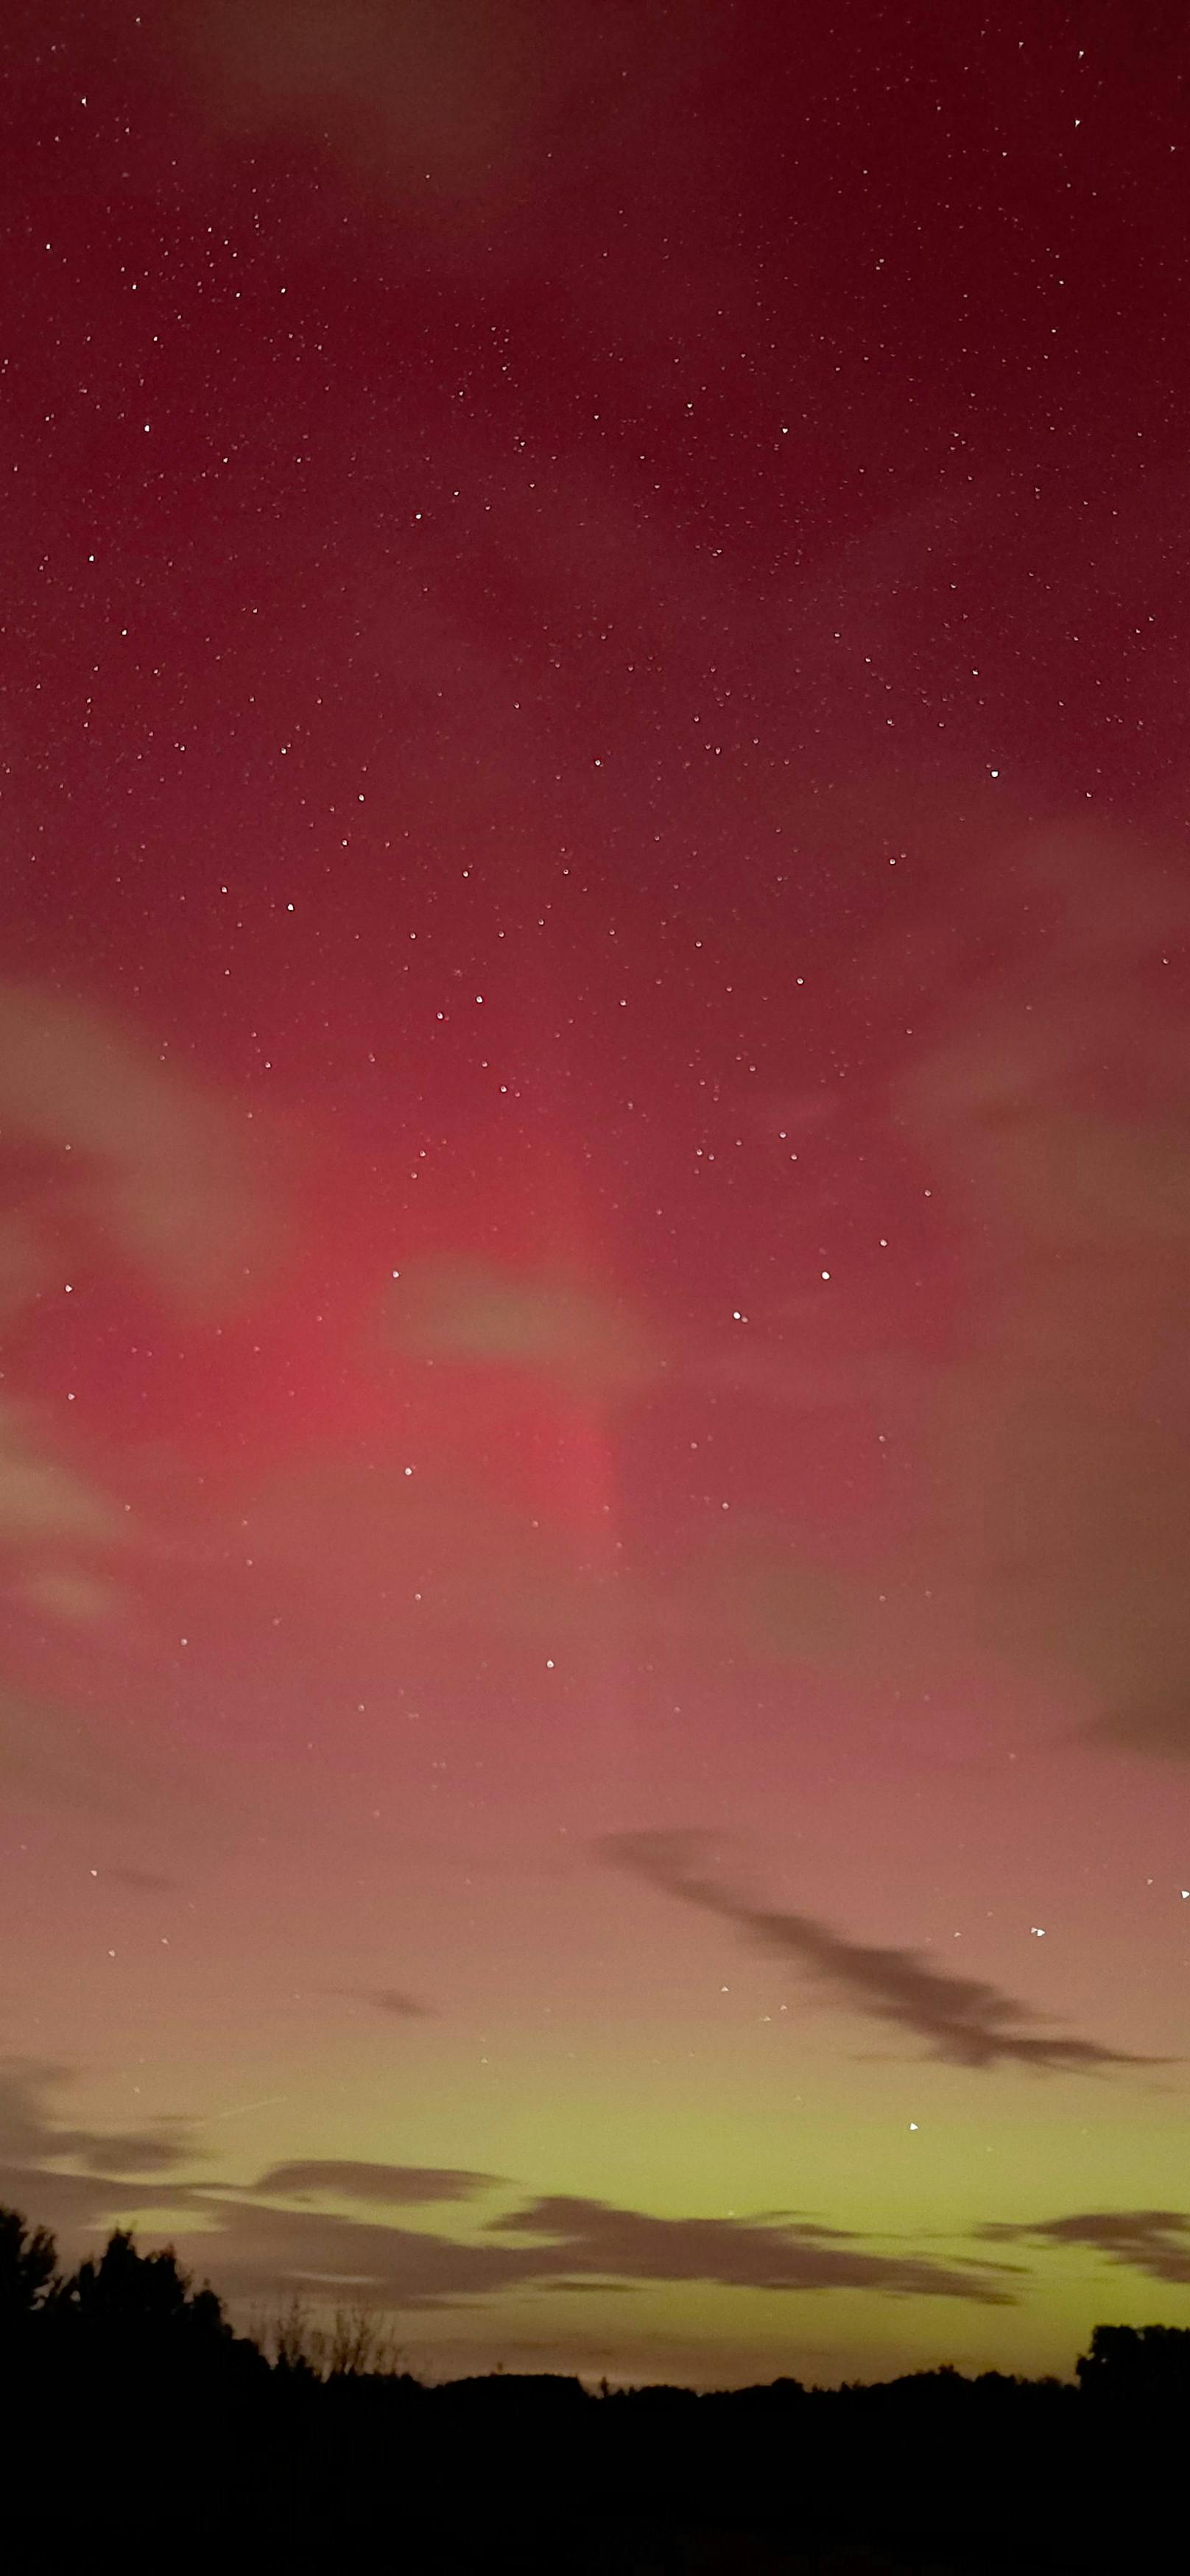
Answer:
1;2209;1185;2572
5;2352;1183;2574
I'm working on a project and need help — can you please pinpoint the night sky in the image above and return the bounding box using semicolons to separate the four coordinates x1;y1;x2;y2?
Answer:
1;0;1189;2391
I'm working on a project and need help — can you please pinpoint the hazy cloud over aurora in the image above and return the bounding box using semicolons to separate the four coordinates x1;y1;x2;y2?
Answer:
1;0;1188;2393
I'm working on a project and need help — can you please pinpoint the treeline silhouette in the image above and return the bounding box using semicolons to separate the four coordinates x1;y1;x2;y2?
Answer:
1;2201;1183;2572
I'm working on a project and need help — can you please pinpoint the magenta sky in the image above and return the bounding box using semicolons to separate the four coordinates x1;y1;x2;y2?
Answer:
1;0;1188;2390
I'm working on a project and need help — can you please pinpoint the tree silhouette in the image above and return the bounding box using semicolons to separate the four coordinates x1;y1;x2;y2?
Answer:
258;2288;324;2381
48;2224;234;2379
0;2205;58;2336
1076;2320;1190;2403
253;2290;406;2382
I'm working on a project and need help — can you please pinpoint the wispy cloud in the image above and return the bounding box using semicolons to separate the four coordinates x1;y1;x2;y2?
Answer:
172;0;677;225
0;1399;125;1553
976;2209;1190;2286
597;1831;1161;2075
0;1687;180;1823
15;1567;123;1625
327;1986;435;2019
0;981;292;1683
0;979;284;1318
74;2189;1014;2312
482;2193;1015;2306
666;839;1190;1759
251;2159;501;2206
380;1259;657;1398
896;848;1190;1759
0;2060;204;2179
0;2060;1013;2312
102;1865;178;1896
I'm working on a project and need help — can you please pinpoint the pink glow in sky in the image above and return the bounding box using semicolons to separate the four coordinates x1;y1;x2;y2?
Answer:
1;0;1188;2390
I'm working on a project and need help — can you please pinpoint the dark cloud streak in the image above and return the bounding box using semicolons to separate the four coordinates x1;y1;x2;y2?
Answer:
326;1987;435;2018
251;2158;500;2206
597;1831;1162;2075
484;2193;1013;2306
977;2209;1190;2285
0;2059;204;2177
0;2060;1013;2313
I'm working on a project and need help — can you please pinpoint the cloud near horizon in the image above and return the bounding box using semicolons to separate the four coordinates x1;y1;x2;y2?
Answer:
597;1831;1161;2076
976;2209;1190;2287
251;2159;499;2206
482;2194;1014;2306
0;2060;1015;2313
